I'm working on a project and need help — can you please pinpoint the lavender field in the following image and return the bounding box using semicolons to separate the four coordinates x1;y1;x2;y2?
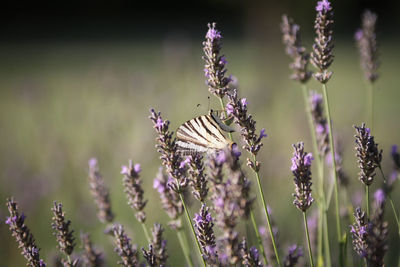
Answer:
1;1;400;266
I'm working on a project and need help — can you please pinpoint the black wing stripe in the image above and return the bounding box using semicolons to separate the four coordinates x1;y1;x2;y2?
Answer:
177;128;208;147
199;116;222;143
206;115;227;140
186;121;208;143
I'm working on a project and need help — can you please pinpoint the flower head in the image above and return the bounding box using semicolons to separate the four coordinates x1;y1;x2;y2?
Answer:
316;0;332;12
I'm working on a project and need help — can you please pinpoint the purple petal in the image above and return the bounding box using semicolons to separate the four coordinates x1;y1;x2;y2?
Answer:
134;163;141;173
260;128;267;139
304;153;314;166
226;104;234;115
241;98;248;107
120;165;130;175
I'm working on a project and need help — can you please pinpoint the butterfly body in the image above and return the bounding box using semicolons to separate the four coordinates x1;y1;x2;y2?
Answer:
176;111;234;155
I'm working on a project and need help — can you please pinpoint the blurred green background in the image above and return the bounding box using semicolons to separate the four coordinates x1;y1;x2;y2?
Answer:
1;0;400;266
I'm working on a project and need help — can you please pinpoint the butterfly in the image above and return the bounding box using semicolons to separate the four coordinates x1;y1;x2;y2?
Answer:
176;110;235;155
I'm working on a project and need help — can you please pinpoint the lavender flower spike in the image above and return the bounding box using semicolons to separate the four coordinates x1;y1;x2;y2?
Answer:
354;123;382;186
203;22;232;97
283;245;303;267
149;223;168;266
88;158;114;223
51;202;78;267
311;0;334;83
188;154;209;202
291;142;314;211
350;207;369;258
5;198;47;267
121;160;147;223
112;224;139;267
80;232;104;267
356;10;379;83
309;91;329;156
281;15;312;83
193;204;217;263
240;238;263;267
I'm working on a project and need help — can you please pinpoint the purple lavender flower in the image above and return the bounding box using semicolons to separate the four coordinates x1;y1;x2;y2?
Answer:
51;202;78;267
153;167;183;229
148;223;168;266
283;245;303;267
291;142;314;211
81;232;104;267
227;89;265;171
88;158;114;223
391;144;400;171
240;238;262;267
281;15;312;83
112;224;139;267
193;204;218;263
187;154;209;202
149;109;188;193
226;104;234;115
5;198;47;267
121;160;147;223
311;0;334;83
350;207;369;258
354;123;382;186
355;10;379;83
203;22;232;98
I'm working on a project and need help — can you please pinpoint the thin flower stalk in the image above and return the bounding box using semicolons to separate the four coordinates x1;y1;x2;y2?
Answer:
51;202;78;267
120;160;150;242
149;109;205;267
5;198;47;267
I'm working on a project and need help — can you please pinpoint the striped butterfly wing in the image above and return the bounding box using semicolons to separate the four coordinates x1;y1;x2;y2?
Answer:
176;113;233;155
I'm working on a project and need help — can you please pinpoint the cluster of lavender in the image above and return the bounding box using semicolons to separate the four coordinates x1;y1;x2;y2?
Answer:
309;91;329;156
354;123;382;186
5;199;46;267
355;10;379;83
153;167;183;229
187;154;209;203
193;204;218;264
149;109;187;192
226;90;267;171
280;15;312;83
310;0;334;84
88;158;114;223
121;160;147;223
350;189;388;265
291;142;314;212
203;22;231;98
51;202;78;267
80;233;104;267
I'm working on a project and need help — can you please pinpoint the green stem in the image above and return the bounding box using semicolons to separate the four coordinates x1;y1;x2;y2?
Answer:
178;192;207;267
366;82;374;130
379;167;400;235
366;185;370;218
303;211;315;267
321;84;342;240
250;210;269;265
323;210;332;267
177;229;195;267
141;222;151;243
253;156;281;267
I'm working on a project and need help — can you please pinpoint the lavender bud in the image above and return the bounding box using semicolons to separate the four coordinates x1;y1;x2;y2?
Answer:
203;22;231;97
112;224;139;267
311;0;335;83
291;142;314;211
193;204;217;263
153;167;183;227
309;91;329;156
391;144;400;170
219;230;241;265
88;158;114;223
207;151;225;185
187;155;209;202
142;244;157;267
354;123;382;186
227;90;266;169
283;245;303;267
5;198;47;267
121;160;147;223
355;10;379;83
149;223;168;266
149;109;187;192
80;232;104;267
240;238;263;267
350;207;369;258
281;15;312;83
